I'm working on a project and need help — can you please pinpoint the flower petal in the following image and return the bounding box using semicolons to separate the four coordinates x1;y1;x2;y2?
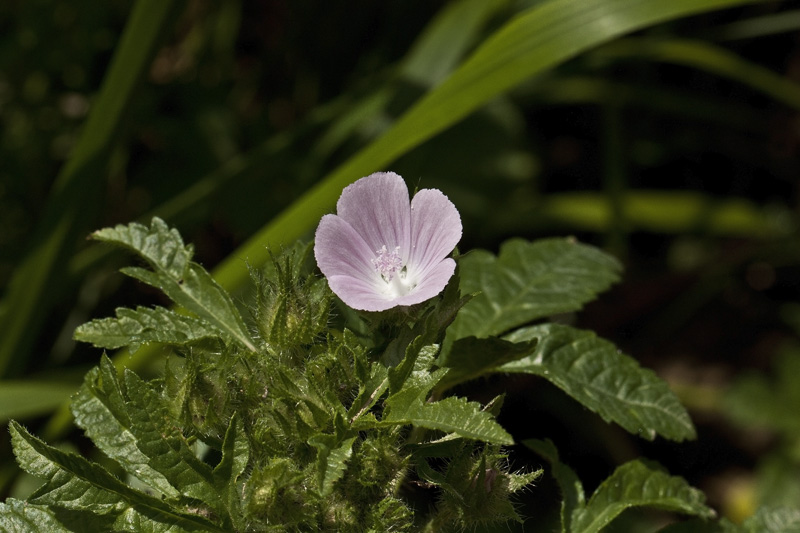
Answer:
408;188;462;278
326;274;397;312
395;258;456;307
314;214;379;284
336;172;412;261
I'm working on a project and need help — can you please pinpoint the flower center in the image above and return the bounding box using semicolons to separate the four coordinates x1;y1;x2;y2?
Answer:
372;245;403;281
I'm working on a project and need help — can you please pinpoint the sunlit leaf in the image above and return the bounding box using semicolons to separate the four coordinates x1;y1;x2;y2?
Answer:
443;238;621;359
74;306;220;352
385;361;512;445
0;499;74;533
91;218;255;352
70;356;223;516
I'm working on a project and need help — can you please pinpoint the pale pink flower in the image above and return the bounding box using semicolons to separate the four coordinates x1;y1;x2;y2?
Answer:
314;172;462;312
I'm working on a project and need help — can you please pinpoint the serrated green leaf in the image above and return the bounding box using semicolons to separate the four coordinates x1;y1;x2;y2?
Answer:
443;239;621;360
74;306;219;351
384;366;446;423
213;413;250;490
735;507;800;533
502;324;695;441
309;434;357;497
385;352;512;444
524;439;585;533
121;370;222;508
92;217;191;278
571;460;714;533
9;422;222;532
70;356;224;518
436;336;537;392
407;396;514;445
71;362;178;499
0;499;74;533
92;217;255;352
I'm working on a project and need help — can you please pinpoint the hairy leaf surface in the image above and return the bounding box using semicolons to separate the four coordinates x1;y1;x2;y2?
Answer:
74;306;219;351
385;361;512;445
92;218;255;351
71;356;223;516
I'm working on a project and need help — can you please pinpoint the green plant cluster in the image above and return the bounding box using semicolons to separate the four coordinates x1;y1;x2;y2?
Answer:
6;217;795;532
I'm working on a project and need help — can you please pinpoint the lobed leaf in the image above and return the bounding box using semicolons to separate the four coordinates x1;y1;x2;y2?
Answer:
403;396;514;445
92;217;191;279
92;217;255;352
502;324;695;441
73;306;220;351
443;238;621;359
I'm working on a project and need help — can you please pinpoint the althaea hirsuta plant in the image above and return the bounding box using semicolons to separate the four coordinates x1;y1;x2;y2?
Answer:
4;172;780;532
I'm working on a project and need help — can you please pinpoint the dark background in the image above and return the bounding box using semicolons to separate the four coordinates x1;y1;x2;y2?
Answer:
2;0;800;528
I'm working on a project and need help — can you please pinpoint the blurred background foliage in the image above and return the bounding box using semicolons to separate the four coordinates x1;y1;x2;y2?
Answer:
3;0;800;528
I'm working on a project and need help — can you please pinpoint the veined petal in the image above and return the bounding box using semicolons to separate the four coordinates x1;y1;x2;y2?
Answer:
336;172;412;260
408;188;462;278
326;274;398;312
315;214;379;283
395;258;456;307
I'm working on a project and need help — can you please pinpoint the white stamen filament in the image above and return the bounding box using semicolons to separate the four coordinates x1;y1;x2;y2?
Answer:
372;245;416;297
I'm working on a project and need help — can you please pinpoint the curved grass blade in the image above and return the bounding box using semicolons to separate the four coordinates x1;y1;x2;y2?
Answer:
596;37;800;110
0;380;82;424
0;0;180;377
